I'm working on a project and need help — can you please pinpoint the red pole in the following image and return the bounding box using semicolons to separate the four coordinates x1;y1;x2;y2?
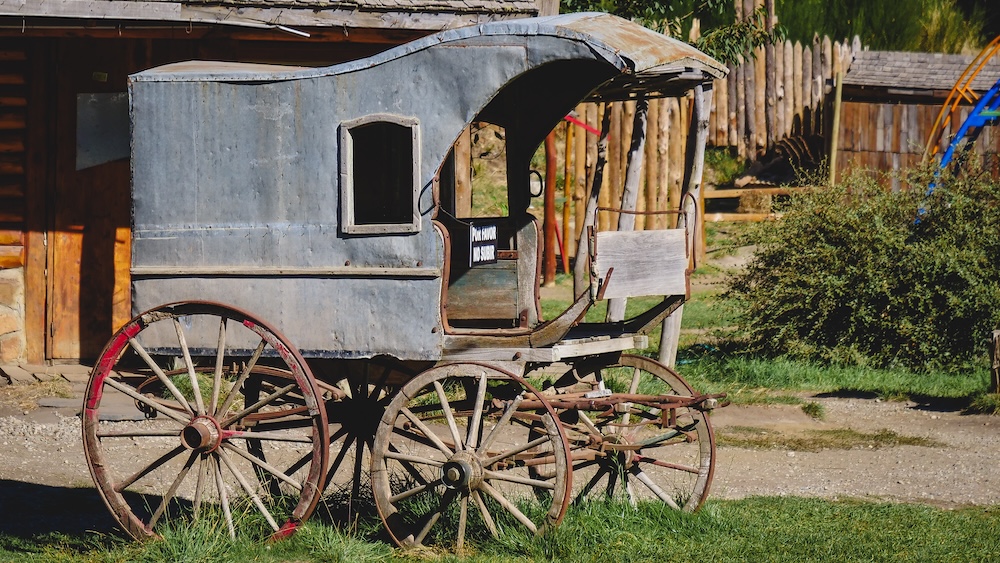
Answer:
543;131;558;286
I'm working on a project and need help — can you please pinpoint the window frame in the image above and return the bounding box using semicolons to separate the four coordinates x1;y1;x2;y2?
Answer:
339;113;422;234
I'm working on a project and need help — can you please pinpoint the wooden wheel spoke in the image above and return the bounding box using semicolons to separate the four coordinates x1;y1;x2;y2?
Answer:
465;372;488;450
127;336;196;416
221;443;302;491
215;338;267;418
173;318;206;415
433;381;464;452
481;481;536;534
388;443;430;486
117;445;187;492
193;454;209;518
221;383;297;428
148;450;200;529
471;489;499;538
212;456;236;539
456;494;469;551
483;435;552;467
227;429;314;443
389;478;443;503
634;454;700;474
630;466;681;509
477;394;524;455
414;488;458;546
483;469;555;490
399;407;454;457
384;449;444;467
217;448;280;532
211;316;228;414
96;428;180;438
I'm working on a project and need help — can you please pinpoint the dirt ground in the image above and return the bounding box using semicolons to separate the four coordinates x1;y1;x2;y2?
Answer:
0;371;996;539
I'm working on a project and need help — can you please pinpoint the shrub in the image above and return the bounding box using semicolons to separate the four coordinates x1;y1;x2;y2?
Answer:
724;163;1000;372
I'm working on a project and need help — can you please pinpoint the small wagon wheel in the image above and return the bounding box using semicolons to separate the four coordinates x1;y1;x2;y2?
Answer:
82;301;329;541
371;363;571;550
541;354;715;511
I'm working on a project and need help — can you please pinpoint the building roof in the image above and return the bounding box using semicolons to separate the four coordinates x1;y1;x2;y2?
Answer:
844;50;1000;95
0;0;539;32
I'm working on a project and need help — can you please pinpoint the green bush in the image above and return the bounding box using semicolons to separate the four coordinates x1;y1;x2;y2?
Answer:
724;164;1000;372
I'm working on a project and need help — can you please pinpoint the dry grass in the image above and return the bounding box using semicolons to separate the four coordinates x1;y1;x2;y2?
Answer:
717;426;942;452
0;380;73;411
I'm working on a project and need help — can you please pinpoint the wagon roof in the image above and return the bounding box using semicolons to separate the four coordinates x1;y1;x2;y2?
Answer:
0;0;538;31
132;12;727;100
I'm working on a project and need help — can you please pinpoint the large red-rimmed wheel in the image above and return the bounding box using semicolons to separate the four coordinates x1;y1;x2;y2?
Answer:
371;363;571;550
82;301;329;541
540;354;715;511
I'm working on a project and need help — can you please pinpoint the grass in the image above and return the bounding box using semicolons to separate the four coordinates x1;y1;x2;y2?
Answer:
5;498;997;562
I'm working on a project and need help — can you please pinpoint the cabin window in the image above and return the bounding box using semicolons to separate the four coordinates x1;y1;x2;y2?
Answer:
340;114;421;234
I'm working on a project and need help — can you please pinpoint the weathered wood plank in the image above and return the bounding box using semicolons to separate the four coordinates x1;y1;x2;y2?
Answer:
593;229;687;300
447;260;520;320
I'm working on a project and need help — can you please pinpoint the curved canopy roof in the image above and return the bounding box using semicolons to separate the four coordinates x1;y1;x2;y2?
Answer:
135;12;727;101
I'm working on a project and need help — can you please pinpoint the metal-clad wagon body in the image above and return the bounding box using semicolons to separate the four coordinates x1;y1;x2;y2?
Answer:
128;13;725;361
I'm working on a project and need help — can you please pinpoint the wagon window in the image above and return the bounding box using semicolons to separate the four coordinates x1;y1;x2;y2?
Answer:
340;114;421;234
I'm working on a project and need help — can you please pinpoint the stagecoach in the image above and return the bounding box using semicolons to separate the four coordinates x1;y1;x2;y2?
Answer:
82;12;728;549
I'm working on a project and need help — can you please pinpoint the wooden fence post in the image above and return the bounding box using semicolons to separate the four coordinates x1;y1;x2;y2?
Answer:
573;104;612;298
607;96;648;323
991;330;1000;394
660;84;711;367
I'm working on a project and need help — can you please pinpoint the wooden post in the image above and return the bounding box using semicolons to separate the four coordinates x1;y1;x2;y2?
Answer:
783;40;794;137
454;126;472;216
764;0;775;150
742;0;757;158
543;131;557;286
562;120;573;273
658;98;671;230
754;46;766;150
990;331;1000;394
572;103;587;258
644;98;660;229
775;39;785;141
606;97;648;323
793;41;803;136
573;105;612;298
802;44;813;136
828;70;843;185
660;84;712;367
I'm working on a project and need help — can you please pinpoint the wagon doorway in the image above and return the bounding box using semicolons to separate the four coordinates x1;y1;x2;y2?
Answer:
47;41;134;360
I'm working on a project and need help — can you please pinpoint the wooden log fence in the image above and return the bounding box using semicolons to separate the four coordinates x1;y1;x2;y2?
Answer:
553;34;856;269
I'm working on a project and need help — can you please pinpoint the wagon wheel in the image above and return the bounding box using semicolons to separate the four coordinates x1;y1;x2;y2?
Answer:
371;363;571;550
541;354;714;511
319;359;412;515
82;301;329;541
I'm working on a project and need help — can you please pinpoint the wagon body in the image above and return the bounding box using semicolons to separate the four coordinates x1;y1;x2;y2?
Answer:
128;12;725;360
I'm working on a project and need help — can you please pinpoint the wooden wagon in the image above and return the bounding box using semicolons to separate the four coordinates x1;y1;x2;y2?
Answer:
81;12;728;549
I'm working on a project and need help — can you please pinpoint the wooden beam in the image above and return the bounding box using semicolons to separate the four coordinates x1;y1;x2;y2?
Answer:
704;212;780;222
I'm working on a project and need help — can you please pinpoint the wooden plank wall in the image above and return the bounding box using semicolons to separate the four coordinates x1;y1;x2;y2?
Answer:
0;41;27;270
837;102;1000;189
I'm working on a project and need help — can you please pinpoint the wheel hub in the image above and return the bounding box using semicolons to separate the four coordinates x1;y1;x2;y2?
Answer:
603;433;636;468
441;451;483;491
181;415;223;452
